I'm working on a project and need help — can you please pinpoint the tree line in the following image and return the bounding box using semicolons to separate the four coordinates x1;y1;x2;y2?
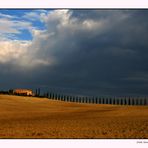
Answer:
0;88;147;105
44;92;148;106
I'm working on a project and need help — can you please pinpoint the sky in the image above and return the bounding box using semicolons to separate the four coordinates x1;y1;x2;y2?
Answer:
0;9;148;96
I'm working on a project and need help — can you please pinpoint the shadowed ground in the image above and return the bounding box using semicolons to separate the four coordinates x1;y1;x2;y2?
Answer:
0;95;148;138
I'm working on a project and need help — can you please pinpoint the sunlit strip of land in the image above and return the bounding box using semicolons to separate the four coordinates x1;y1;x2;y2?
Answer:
0;94;148;138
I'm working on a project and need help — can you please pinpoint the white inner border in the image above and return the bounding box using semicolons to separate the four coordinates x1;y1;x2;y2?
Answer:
0;0;148;147
0;139;148;148
0;0;147;8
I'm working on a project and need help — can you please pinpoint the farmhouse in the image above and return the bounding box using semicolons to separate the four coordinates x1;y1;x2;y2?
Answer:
13;89;33;96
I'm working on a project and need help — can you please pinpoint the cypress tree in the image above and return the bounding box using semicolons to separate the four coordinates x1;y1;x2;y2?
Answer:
89;97;91;103
78;96;80;103
128;97;131;105
113;98;115;105
140;99;143;105
46;92;49;98
35;89;38;97
106;98;108;104
61;94;63;101
85;97;88;103
95;97;98;104
102;98;104;104
132;98;135;105
136;98;139;105
144;97;147;105
73;96;76;102
70;96;72;102
109;98;112;104
67;96;69;102
120;98;123;105
99;97;101;104
124;97;127;105
82;96;84;103
49;92;52;99
63;95;65;101
38;88;40;97
52;93;55;100
57;93;59;100
54;93;57;100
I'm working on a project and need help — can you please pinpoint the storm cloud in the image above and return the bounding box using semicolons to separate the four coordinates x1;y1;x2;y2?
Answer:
0;9;148;96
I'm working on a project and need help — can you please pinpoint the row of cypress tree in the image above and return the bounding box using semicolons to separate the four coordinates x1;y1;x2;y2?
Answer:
45;92;148;105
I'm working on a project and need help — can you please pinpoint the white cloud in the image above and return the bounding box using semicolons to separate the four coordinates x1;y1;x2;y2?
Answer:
23;12;41;21
0;40;30;63
0;18;21;34
0;17;35;42
0;13;17;19
0;38;53;69
0;10;136;70
23;10;49;22
0;11;52;68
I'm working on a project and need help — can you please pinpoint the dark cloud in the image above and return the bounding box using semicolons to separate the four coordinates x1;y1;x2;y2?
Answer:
1;10;148;96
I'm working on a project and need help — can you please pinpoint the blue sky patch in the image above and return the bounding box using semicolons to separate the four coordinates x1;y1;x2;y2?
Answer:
0;9;50;41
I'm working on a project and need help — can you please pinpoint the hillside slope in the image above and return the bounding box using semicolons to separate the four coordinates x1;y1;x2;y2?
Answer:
0;95;148;138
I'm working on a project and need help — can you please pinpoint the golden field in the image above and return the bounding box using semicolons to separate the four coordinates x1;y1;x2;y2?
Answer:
0;94;148;138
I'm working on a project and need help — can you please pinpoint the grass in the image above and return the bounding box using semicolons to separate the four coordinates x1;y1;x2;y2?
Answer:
0;94;148;138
